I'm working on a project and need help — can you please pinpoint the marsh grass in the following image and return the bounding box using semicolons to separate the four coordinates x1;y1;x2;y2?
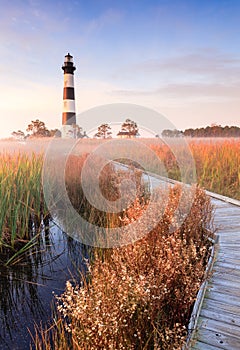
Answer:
124;138;239;202
149;138;240;200
0;153;49;260
189;139;240;199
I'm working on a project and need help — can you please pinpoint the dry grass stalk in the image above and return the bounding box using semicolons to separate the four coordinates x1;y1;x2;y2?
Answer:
34;182;214;349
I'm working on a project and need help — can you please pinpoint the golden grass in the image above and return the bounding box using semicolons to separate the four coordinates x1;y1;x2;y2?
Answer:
149;138;240;200
33;155;214;349
189;139;240;199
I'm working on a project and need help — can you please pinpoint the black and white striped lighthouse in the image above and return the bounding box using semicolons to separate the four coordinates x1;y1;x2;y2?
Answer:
62;53;76;137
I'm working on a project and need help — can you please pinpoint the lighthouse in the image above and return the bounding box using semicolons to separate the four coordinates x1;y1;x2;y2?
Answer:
62;53;76;138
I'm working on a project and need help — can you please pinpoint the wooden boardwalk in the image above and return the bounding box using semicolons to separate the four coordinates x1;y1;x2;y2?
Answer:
189;195;240;349
114;163;240;348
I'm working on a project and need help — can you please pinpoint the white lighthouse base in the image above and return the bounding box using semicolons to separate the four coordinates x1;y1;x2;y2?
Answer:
61;125;75;138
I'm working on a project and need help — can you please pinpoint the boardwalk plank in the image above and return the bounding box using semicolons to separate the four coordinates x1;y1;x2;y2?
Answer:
201;298;240;316
217;229;240;234
213;262;240;270
213;265;240;278
218;228;240;233
216;234;240;239
213;255;240;265
216;257;240;265
211;276;240;289
214;207;239;213
192;328;240;349
218;232;240;237
191;341;223;350
216;258;240;265
214;219;240;225
205;290;240;306
213;213;239;218
217;240;240;246
198;317;240;340
214;218;240;223
216;245;240;249
215;222;239;228
206;283;240;298
200;308;240;327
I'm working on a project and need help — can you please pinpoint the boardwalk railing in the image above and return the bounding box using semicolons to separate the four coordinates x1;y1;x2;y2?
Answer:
184;234;219;349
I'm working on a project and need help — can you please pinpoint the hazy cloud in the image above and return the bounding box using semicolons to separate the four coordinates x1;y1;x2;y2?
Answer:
111;48;240;101
126;49;240;83
112;82;240;99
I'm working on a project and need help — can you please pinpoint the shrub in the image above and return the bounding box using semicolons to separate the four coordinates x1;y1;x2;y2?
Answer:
34;185;213;350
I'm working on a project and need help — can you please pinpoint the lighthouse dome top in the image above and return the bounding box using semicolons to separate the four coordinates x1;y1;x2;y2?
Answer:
64;53;73;63
62;53;76;72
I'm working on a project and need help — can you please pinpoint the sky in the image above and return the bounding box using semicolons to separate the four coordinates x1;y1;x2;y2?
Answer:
0;0;240;138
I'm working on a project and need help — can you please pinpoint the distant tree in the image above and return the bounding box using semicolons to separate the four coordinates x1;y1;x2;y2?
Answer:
74;124;84;138
81;131;89;139
49;129;61;137
67;124;85;138
184;128;194;137
26;119;50;137
94;124;112;139
66;124;88;138
11;130;25;140
119;119;139;137
161;129;183;137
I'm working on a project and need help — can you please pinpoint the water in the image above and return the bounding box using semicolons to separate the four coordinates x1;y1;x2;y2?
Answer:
0;223;88;350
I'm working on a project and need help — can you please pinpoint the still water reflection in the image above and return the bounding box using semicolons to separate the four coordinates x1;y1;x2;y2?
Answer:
0;223;88;350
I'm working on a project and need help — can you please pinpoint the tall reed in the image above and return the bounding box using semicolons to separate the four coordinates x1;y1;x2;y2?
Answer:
0;153;48;250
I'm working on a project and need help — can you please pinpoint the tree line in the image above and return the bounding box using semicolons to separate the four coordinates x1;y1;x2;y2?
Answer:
161;125;240;138
12;118;139;139
12;120;240;140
